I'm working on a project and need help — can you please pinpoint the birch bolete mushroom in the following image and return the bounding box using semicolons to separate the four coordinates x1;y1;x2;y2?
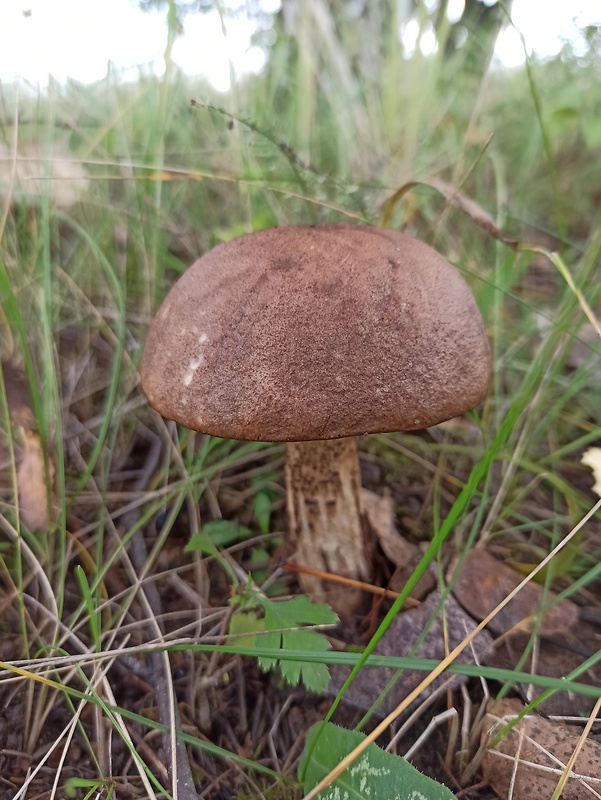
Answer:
139;225;491;612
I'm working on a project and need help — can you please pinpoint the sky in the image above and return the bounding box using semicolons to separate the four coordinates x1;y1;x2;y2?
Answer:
0;1;599;93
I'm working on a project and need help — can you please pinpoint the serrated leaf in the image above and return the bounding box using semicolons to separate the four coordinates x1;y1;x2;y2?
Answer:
228;609;265;648
300;722;457;800
257;595;337;692
279;629;331;692
229;591;338;693
261;594;339;626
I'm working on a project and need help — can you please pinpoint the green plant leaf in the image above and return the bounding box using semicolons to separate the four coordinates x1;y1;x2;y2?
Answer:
253;489;272;534
230;590;338;693
300;722;457;799
583;117;601;148
185;520;252;555
228;608;265;649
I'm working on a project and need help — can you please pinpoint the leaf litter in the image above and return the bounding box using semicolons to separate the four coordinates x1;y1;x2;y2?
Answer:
17;428;52;531
482;698;601;800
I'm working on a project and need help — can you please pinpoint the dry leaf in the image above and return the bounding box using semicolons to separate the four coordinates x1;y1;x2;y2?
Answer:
360;489;434;600
458;551;599;717
381;178;520;248
429;178;514;244
486;630;600;717
451;548;580;638
329;590;492;717
581;447;601;498
17;429;52;530
482;698;601;800
361;488;417;566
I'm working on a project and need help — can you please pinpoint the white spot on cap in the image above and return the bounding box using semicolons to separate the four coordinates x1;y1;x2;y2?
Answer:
183;372;193;387
199;332;208;344
188;354;204;370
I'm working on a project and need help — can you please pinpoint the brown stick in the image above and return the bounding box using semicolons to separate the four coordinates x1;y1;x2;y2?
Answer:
284;561;420;607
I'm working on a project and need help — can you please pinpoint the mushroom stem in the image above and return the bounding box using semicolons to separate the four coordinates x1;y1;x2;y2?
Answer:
285;437;372;613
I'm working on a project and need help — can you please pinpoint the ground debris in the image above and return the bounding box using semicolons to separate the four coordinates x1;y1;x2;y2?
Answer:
482;697;601;800
328;588;493;718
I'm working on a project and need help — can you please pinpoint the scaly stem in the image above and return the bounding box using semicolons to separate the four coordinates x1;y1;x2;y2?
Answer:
286;437;371;614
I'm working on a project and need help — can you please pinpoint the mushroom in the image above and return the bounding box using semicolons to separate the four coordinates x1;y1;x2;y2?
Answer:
140;225;491;613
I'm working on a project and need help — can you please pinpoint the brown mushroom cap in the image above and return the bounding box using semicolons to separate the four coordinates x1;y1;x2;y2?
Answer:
140;224;491;441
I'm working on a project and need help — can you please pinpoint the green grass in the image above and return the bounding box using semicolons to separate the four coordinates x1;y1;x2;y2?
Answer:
1;2;600;798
